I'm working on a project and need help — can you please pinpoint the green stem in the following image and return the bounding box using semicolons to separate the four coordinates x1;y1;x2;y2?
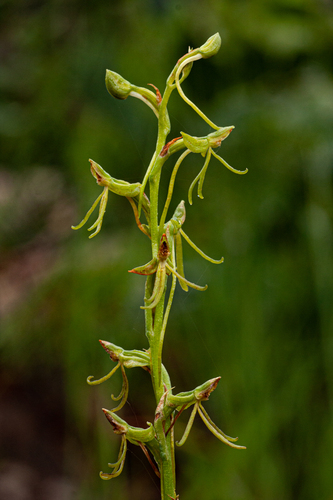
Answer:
144;79;177;500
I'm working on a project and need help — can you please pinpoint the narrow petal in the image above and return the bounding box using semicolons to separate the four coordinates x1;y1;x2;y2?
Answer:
108;435;127;468
175;56;220;131
198;404;239;442
198;404;246;449
88;187;109;238
71;191;103;230
210;149;248;175
180;229;224;264
176;403;198;447
175;233;188;291
165;262;207;291
87;362;120;385
188;149;211;205
160;149;191;231
111;364;129;412
99;435;127;480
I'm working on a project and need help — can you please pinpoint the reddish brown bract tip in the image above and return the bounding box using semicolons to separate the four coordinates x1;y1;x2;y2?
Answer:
160;136;182;157
148;83;162;104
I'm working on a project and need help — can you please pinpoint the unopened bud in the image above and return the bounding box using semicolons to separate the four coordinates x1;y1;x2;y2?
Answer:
99;340;150;369
207;126;234;148
194;376;220;401
90;159;141;197
105;70;132;99
102;409;128;434
198;33;221;59
181;126;234;155
181;131;209;154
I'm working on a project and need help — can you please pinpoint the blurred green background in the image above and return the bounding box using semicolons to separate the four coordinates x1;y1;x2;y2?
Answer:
1;0;333;499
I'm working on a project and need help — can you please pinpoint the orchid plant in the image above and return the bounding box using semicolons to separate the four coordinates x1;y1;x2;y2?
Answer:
72;33;247;500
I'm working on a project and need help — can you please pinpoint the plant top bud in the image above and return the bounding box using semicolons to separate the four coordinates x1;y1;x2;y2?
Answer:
198;32;221;59
105;70;132;99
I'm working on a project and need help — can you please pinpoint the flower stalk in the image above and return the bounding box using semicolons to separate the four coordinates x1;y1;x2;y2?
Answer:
73;33;246;500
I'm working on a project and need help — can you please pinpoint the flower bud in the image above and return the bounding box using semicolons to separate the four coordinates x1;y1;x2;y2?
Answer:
99;340;150;369
89;159;141;197
105;70;132;99
198;33;221;59
166;377;221;409
194;376;220;401
103;409;128;434
103;409;155;442
181;131;209;154
207;126;234;148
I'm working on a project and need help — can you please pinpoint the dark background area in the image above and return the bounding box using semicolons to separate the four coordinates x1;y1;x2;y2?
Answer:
1;1;333;499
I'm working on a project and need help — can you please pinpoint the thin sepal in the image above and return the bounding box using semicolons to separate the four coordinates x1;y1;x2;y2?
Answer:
180;229;224;264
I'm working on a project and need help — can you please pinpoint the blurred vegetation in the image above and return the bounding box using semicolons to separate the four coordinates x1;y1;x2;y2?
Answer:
0;0;333;499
